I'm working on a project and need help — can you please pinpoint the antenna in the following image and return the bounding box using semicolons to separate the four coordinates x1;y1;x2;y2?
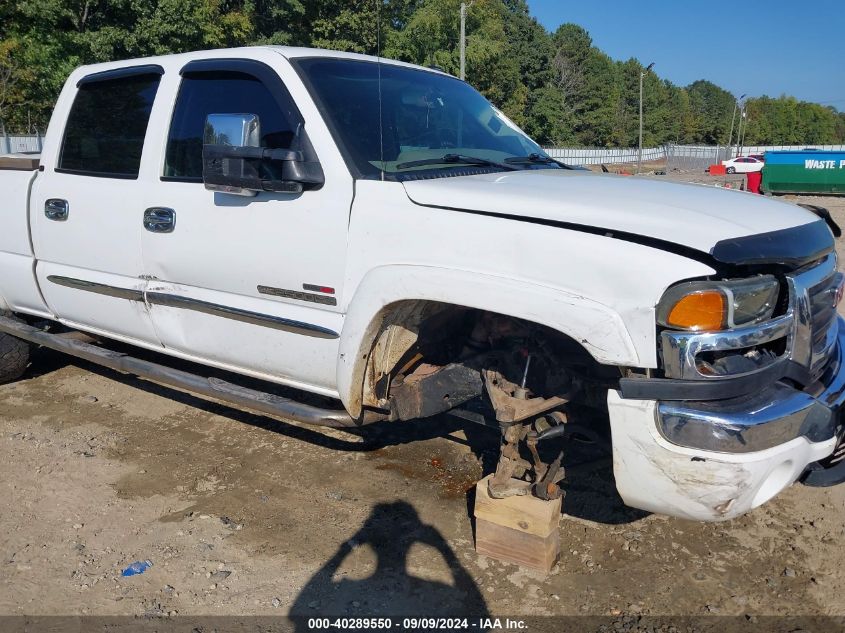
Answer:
376;0;385;180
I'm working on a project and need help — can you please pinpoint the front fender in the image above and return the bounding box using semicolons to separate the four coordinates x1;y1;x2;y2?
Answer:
336;264;640;417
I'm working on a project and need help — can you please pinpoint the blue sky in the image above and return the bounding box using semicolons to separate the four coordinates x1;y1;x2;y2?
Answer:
526;0;845;108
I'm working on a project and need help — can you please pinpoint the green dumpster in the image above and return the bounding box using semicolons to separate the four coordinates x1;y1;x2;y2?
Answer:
762;150;845;195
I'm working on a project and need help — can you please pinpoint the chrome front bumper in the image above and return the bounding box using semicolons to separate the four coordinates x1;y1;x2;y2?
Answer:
657;316;845;454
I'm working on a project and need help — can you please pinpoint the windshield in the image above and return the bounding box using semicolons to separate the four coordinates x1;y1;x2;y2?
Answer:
292;58;557;180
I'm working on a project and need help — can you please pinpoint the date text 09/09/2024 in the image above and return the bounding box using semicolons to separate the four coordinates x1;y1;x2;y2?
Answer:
307;618;528;630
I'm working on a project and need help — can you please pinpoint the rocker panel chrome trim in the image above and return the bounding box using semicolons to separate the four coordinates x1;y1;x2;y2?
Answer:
0;314;358;427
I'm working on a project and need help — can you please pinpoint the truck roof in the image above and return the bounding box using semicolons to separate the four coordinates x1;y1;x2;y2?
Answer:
71;46;451;78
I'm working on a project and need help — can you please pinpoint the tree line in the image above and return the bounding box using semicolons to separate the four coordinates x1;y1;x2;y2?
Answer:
2;0;843;147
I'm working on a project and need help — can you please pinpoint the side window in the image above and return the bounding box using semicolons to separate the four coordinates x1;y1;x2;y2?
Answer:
58;73;161;178
164;71;296;181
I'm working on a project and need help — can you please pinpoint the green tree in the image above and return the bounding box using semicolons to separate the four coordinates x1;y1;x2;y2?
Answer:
2;0;843;145
306;0;420;54
389;0;522;123
685;80;735;144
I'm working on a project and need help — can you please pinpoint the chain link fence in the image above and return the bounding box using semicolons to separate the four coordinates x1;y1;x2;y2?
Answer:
664;145;729;171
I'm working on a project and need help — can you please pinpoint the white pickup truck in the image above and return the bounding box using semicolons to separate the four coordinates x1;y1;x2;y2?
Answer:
2;46;844;522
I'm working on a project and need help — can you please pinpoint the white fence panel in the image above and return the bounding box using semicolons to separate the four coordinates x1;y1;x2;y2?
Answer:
1;134;43;154
544;144;845;170
544;146;664;165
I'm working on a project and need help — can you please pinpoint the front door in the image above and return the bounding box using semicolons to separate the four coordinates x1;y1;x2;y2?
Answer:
31;66;163;346
139;56;352;394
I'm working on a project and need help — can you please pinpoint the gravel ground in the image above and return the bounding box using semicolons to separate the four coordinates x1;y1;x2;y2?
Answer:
1;175;844;625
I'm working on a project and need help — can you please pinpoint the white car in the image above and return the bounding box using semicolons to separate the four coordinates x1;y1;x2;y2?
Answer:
0;47;843;526
722;155;764;173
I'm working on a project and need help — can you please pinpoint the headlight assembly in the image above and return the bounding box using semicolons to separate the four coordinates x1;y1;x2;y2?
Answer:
657;275;780;331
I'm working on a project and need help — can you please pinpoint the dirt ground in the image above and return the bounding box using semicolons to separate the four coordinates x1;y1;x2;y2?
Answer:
2;175;845;627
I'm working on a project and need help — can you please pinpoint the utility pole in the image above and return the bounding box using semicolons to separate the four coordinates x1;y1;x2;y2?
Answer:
460;2;467;80
638;62;655;174
726;93;746;160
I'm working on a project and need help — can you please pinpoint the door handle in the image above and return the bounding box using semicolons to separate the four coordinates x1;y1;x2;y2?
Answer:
143;207;176;233
45;199;69;221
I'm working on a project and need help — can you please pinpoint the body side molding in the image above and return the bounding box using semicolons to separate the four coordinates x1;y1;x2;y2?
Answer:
146;292;339;339
47;275;145;302
46;275;338;339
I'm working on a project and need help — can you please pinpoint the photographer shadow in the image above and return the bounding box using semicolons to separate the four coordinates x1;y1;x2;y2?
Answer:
290;501;489;629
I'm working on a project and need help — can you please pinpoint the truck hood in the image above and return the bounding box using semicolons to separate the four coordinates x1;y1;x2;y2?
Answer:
402;169;828;265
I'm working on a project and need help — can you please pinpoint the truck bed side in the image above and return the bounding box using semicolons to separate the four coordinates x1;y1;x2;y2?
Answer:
0;157;51;316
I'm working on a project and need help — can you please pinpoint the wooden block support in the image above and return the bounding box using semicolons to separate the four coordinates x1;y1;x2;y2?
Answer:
473;474;561;572
0;156;40;171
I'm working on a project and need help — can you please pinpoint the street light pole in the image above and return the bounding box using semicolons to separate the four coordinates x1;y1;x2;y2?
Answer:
638;62;655;174
738;106;749;157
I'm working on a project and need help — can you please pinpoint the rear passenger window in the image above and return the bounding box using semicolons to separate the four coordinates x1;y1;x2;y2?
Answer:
58;72;161;178
163;72;296;181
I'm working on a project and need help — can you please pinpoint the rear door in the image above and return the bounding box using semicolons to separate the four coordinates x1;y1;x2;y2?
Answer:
138;55;352;394
30;65;163;345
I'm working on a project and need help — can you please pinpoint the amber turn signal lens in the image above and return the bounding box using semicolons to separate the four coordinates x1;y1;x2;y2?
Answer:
665;291;726;331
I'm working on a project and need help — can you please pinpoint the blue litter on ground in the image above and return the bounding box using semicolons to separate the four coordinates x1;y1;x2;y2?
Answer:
121;560;153;577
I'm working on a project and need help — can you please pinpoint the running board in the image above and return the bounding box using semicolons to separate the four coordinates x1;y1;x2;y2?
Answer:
0;316;371;428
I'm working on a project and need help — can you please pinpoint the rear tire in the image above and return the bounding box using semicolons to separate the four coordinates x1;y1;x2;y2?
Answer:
726;166;736;174
0;321;30;384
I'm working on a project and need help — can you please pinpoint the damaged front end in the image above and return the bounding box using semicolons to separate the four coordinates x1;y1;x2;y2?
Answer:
621;251;845;453
362;305;614;502
611;235;845;520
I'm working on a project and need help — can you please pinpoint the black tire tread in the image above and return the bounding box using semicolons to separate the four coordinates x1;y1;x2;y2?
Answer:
0;330;29;384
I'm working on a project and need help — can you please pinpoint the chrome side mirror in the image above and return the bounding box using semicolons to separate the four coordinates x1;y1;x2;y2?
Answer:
204;113;261;148
202;113;261;196
202;115;324;196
